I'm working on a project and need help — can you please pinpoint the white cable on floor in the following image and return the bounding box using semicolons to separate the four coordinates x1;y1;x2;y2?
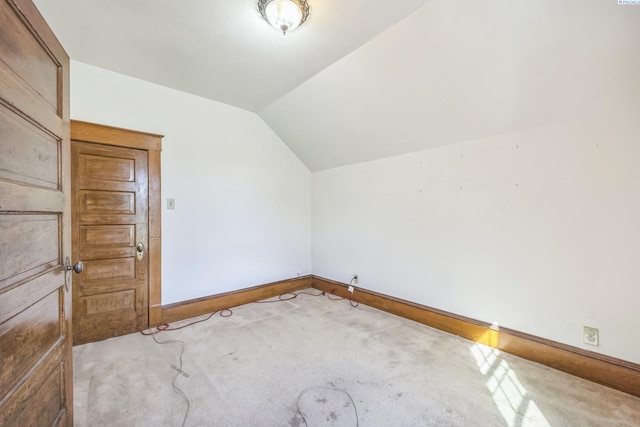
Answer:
296;386;359;427
151;332;191;427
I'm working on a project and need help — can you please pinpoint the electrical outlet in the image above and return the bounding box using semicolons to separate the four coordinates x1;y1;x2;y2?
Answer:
348;285;354;293
353;274;358;285
583;326;599;346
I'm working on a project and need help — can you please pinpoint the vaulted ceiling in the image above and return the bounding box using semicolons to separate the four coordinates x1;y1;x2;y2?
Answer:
34;0;640;171
33;0;431;112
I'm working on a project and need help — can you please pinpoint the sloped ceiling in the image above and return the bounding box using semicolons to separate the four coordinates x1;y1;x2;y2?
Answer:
32;0;430;112
34;0;640;171
261;0;640;170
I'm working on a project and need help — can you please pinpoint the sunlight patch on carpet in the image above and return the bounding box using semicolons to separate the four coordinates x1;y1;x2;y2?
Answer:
471;342;551;427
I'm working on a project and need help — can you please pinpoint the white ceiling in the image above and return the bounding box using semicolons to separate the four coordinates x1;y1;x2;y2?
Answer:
33;0;430;112
261;0;640;170
34;0;640;171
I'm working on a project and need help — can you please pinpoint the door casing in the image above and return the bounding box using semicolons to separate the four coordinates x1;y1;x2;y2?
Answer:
70;120;163;331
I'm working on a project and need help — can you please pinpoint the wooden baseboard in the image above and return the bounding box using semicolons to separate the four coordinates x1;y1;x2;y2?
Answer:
311;275;640;398
159;273;640;397
161;276;312;324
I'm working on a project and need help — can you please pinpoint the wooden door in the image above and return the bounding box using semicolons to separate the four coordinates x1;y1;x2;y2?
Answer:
0;0;73;426
71;141;150;344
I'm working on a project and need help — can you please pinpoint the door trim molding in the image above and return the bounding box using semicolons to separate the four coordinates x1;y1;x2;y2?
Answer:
70;120;162;151
70;120;163;326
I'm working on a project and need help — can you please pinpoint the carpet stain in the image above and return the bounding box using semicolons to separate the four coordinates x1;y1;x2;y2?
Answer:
287;414;303;427
316;398;328;404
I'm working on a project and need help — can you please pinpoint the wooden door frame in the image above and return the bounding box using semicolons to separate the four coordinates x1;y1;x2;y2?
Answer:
70;120;163;326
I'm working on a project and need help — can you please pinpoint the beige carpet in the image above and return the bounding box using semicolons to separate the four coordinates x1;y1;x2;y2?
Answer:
72;290;640;426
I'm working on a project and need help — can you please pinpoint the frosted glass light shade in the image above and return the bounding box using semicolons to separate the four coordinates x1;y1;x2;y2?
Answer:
258;0;310;34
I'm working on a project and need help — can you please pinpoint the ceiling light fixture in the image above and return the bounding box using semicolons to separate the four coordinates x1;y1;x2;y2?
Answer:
258;0;310;35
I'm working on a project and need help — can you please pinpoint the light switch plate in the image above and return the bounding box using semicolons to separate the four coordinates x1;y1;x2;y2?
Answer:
167;198;175;210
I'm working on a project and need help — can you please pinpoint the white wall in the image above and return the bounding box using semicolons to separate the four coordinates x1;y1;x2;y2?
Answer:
68;0;640;366
305;0;640;365
70;61;311;304
312;108;640;364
